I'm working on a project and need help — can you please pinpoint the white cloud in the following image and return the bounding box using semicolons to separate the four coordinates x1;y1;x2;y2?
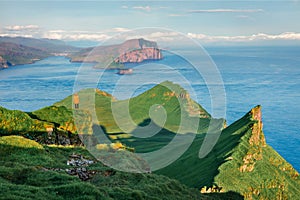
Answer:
2;24;300;44
0;33;33;38
187;32;300;42
132;6;151;12
42;32;111;41
169;14;186;17
188;9;264;13
121;5;128;9
111;27;131;33
123;31;181;42
5;25;39;31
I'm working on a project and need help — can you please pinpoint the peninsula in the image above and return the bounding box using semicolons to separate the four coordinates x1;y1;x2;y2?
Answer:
0;37;163;70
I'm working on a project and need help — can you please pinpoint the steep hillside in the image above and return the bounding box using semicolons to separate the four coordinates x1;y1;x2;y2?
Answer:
155;106;300;199
54;82;221;137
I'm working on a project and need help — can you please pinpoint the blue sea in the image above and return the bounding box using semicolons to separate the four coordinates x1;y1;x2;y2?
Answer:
0;46;299;171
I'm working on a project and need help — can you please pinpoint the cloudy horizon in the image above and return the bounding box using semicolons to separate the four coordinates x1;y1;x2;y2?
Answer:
0;1;299;45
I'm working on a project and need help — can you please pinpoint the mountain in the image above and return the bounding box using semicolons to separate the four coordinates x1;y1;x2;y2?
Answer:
0;36;80;53
0;37;162;70
0;82;299;199
0;37;80;69
70;38;163;68
54;81;222;136
0;42;51;67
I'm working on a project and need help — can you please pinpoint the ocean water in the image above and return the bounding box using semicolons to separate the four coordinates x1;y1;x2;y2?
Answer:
0;46;299;171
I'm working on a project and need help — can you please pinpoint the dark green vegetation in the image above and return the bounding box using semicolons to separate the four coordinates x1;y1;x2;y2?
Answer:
0;135;243;200
0;82;299;199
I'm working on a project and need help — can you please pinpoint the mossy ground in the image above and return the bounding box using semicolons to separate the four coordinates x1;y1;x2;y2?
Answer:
0;135;237;200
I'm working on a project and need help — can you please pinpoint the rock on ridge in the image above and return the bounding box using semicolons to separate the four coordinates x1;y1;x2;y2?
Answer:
239;105;267;172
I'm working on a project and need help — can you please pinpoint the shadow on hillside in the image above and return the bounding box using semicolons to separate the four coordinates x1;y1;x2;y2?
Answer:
118;118;177;153
203;191;244;199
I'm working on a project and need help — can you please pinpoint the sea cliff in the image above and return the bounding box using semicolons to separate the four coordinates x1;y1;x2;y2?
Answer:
114;48;162;63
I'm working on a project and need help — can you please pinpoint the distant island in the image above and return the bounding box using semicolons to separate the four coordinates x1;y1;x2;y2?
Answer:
70;38;163;69
0;37;163;70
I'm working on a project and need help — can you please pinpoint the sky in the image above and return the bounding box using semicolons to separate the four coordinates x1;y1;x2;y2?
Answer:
0;0;300;45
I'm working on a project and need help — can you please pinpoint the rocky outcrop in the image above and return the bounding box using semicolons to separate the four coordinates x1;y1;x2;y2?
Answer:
66;154;97;181
114;47;162;63
239;105;266;172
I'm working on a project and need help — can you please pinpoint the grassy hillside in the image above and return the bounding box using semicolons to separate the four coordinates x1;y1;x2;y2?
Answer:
1;82;299;199
55;82;222;138
155;106;300;199
0;135;243;200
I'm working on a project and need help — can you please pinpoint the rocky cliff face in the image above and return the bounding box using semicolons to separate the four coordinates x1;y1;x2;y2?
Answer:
239;105;266;172
70;38;162;67
114;47;162;63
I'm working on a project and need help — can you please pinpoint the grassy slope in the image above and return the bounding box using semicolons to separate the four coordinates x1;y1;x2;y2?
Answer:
54;82;300;199
1;82;299;199
0;135;240;200
0;106;52;138
155;106;300;199
55;82;221;136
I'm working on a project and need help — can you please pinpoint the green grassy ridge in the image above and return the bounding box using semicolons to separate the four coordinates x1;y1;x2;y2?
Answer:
0;106;52;138
154;107;255;188
30;105;92;134
55;81;218;137
154;106;300;199
0;135;243;200
0;106;90;145
214;127;300;198
125;81;213;134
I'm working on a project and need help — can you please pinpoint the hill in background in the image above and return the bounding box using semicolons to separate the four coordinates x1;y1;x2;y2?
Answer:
0;37;162;69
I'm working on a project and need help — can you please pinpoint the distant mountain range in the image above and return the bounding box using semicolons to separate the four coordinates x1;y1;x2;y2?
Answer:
0;81;299;199
0;37;162;69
